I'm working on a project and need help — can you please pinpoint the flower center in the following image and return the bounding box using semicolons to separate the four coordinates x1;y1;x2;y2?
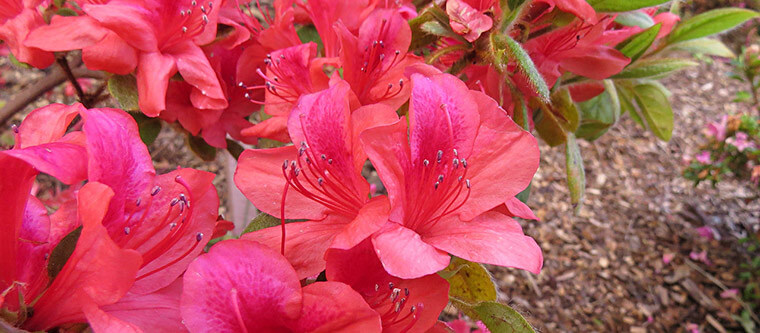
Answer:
160;1;213;49
353;19;405;102
363;282;423;332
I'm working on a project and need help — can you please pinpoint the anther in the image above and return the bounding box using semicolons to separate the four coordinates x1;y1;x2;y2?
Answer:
293;168;300;176
124;227;131;235
453;158;459;168
388;282;394;290
404;288;410;296
151;186;161;196
453;148;458;157
436;150;443;163
395;50;400;55
375;284;380;291
244;93;250;99
202;15;209;23
171;198;180;206
461;158;467;168
327;159;333;164
317;178;324;186
423;159;429;167
169;222;178;230
321;154;326;160
282;160;289;170
196;232;203;242
182;26;188;33
466;179;471;188
136;198;141;206
11;124;18;133
434;182;439;190
191;0;197;6
438;175;444;182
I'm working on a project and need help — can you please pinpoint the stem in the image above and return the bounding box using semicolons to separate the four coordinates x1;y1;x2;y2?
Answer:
56;56;89;108
0;65;105;126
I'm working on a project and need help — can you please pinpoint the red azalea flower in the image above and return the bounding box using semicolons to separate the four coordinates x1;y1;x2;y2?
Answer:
235;82;396;279
240;42;330;143
326;239;449;333
0;0;54;68
181;239;382;332
533;0;597;24
305;0;377;58
360;73;543;279
26;0;227;116
336;9;420;110
523;18;630;88
446;0;494;42
162;44;259;148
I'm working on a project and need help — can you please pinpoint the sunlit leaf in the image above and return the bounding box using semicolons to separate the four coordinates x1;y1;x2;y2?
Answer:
667;8;760;44
473;302;536;333
108;75;140;112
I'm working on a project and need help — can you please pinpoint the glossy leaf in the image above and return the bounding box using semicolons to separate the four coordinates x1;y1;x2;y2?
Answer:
187;134;217;161
587;0;670;12
107;75;140;112
565;133;585;214
616;23;661;63
632;82;674;141
473;302;535;333
47;226;82;280
667;8;760;44
612;58;698;79
131;113;162;146
241;212;281;235
576;80;620;140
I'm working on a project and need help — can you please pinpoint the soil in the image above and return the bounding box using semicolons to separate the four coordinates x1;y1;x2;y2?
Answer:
2;40;760;333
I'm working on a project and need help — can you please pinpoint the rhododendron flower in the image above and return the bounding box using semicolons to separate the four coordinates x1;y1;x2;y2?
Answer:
720;289;739;299
236;82;397;279
706;115;728;141
360;73;542;279
727;131;755;151
523;18;631;88
240;42;330;143
181;239;382;332
336;9;420;109
662;253;674;264
447;0;494;42
0;0;54;68
326;239;449;332
26;0;227;116
306;0;377;57
696;151;711;164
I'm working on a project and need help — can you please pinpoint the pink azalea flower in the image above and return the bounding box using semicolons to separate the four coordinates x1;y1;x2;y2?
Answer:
533;0;598;23
690;250;711;265
727;132;755;152
720;288;739;299
0;0;54;68
305;0;377;58
662;253;674;264
26;0;227;116
235;82;398;279
706;115;728;141
696;151;711;164
360;72;542;279
447;0;494;42
326;239;450;332
695;226;715;240
181;239;382;332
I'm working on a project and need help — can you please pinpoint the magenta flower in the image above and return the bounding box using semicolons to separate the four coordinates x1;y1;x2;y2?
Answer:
696;151;711;164
181;239;382;332
706;115;728;141
727;131;755;152
360;72;542;279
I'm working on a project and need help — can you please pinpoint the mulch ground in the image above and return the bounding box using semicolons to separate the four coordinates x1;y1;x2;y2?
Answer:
2;46;759;333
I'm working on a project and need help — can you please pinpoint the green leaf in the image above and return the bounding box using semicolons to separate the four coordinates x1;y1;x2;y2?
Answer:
56;8;78;16
441;257;498;307
587;0;669;12
576;80;621;140
472;302;536;333
516;182;531;204
187;134;217;161
297;25;323;54
409;6;449;50
8;52;31;69
107;75;140;112
491;34;550;101
632;82;674;140
241;212;281;235
565;133;585;214
665;38;736;58
612;58;698;79
616;23;661;63
131;113;162;146
667;8;760;44
533;88;580;146
615;11;655;28
47;226;83;280
226;139;245;160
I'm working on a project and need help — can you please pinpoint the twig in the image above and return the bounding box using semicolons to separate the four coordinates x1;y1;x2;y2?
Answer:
0;65;105;126
56;56;88;107
684;259;760;325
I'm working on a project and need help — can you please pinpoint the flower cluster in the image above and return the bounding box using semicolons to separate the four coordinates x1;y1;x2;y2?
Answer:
684;114;760;189
0;0;750;332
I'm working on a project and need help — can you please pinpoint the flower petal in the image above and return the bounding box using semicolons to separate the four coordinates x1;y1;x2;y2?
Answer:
82;32;138;75
26;182;142;331
235;146;328;220
291;282;382;333
0;154;36;291
4;142;88;185
503;197;538;220
23;15;107;52
241;218;348;280
330;196;391;250
136;52;176;116
16;103;83;148
456;91;539;220
240;116;291;143
360;119;410;222
181;239;303;332
371;222;451;279
424;211;543;274
83;2;158;52
167;41;227;110
99;278;186;332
